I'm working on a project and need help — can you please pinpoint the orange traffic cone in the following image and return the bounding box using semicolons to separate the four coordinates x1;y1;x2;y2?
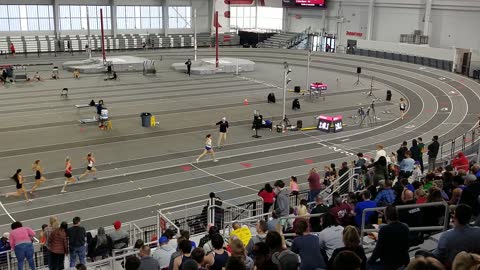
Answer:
243;99;249;105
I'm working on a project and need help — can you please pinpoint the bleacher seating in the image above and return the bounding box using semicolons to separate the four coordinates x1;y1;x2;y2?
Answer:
0;32;240;56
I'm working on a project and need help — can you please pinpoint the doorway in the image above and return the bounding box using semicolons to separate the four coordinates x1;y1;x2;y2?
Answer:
322;34;336;52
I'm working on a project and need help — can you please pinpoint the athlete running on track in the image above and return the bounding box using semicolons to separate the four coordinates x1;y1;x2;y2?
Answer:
61;157;76;193
77;153;97;180
5;169;32;204
30;160;46;195
196;134;218;163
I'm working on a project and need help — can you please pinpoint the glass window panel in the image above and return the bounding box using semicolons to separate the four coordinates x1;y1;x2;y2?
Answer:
9;19;21;30
178;19;185;29
237;7;243;17
0;6;8;18
27;18;38;30
117;18;126;29
135;17;140;28
79;6;86;18
20;18;27;30
125;6;135;17
8;5;20;18
135;6;140;18
38;6;49;18
169;18;177;28
70;6;81;18
151;18;160;28
39;18;50;30
141;18;150;29
251;7;256;17
26;5;37;18
0;19;9;31
244;7;250;17
87;18;95;29
88;6;96;17
105;19;111;29
126;18;135;29
60;18;70;30
71;18;82;30
141;6;149;17
80;17;87;30
117;6;125;17
105;6;111;17
59;6;70;18
151;6;160;17
230;7;236;18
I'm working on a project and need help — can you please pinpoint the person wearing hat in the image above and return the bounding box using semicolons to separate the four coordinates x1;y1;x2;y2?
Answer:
152;236;175;269
109;220;129;249
215;117;229;149
0;232;10;266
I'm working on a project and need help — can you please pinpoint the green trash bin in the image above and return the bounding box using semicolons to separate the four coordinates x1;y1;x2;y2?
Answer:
141;112;152;127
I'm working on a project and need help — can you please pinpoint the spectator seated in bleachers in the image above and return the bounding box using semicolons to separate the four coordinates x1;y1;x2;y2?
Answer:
172;239;193;270
368;205;410;270
291;219;326;270
230;239;254;270
330;193;355;227
354;190;377;228
375;180;396;206
459;173;480;216
266;231;299;270
0;233;11;266
199;225;219;253
87;227;112;261
328;226;367;270
153;236;175;269
333;250;363;270
202;233;230;270
310;194;329;232
318;213;344;260
139;245;161;270
180;230;197;250
433;204;480;268
246;220;267;256
406;254;445;270
168;236;187;270
109;220;129;249
452;251;480;270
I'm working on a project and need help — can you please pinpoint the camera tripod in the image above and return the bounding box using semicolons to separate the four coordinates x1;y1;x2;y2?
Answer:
353;73;363;87
366;76;380;100
358;101;378;127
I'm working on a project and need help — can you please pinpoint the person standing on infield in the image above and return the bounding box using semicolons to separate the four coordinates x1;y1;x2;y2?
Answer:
196;134;218;163
215;117;229;148
77;153;97;181
185;59;192;76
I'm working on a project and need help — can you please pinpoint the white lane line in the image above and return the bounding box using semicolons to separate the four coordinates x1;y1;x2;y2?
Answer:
190;163;257;192
0;201;15;222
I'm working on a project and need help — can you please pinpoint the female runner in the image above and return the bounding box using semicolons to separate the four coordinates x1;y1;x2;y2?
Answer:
196;134;218;163
77;153;97;180
5;169;31;204
30;160;46;195
61;157;76;193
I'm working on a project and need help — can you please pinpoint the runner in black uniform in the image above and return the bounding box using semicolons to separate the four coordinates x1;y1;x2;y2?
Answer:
30;160;46;195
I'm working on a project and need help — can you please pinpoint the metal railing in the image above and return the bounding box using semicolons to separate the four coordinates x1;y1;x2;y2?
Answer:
440;129;480;165
359;201;450;245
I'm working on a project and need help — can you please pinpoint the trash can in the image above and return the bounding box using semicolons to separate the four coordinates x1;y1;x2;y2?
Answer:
386;90;392;101
140;112;152;127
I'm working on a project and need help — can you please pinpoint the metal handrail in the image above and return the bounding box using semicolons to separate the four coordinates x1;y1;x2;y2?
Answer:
359;201;450;245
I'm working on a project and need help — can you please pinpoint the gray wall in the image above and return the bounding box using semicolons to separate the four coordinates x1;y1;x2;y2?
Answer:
282;0;480;50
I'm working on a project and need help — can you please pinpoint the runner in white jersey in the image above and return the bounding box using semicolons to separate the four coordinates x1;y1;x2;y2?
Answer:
77;152;98;180
196;134;218;163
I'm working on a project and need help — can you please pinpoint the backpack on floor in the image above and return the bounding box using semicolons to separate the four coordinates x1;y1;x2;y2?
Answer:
268;93;276;103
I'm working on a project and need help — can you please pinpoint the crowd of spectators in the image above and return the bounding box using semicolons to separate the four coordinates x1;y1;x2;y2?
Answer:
2;135;480;270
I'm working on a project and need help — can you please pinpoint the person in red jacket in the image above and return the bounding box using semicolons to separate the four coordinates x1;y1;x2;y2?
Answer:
258;183;275;216
307;168;322;203
9;43;15;57
452;152;469;171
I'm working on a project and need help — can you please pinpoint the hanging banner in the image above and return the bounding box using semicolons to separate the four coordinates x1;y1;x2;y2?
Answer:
213;0;231;33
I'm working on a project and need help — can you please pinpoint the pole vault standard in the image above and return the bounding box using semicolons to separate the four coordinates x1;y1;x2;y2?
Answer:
100;8;106;64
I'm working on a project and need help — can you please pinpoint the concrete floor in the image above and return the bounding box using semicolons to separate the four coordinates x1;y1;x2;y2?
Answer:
0;47;478;233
